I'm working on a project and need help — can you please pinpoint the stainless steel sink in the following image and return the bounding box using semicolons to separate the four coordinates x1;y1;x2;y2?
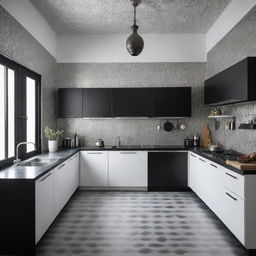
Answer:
111;145;142;149
19;158;59;167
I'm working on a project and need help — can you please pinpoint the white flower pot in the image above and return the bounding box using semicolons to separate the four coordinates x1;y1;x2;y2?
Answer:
48;140;58;153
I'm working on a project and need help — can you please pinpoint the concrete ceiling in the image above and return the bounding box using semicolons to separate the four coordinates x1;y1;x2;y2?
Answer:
31;0;231;34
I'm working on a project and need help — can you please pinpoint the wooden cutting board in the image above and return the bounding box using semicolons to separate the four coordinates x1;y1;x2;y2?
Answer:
226;160;256;170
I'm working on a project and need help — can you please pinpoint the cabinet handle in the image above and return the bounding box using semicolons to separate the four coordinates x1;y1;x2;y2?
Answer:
38;172;52;182
190;153;197;158
120;152;137;154
225;172;237;179
210;164;218;168
225;192;237;201
87;152;103;154
58;163;66;169
199;158;206;162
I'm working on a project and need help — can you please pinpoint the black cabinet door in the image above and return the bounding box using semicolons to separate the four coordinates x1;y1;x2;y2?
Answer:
148;152;188;191
83;88;112;117
113;88;155;117
155;88;191;117
58;88;83;118
204;58;250;106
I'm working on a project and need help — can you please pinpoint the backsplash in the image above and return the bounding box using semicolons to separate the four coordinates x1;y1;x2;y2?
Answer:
57;62;207;146
207;6;256;154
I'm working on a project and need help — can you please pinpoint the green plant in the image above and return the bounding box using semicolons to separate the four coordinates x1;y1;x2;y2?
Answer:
44;127;63;140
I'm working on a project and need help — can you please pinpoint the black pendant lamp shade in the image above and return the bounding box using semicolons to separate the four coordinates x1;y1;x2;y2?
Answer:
126;0;144;56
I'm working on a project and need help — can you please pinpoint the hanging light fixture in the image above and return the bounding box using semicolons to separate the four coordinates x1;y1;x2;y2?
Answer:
126;0;144;56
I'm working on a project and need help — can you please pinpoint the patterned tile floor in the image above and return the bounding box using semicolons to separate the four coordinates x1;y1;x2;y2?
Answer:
36;191;249;256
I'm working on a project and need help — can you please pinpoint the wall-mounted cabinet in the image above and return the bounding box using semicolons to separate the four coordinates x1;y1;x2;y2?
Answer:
58;87;192;118
204;57;256;106
58;88;83;118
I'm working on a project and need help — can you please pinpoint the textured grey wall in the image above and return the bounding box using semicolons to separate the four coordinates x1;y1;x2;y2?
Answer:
0;6;56;151
207;6;256;154
57;63;207;146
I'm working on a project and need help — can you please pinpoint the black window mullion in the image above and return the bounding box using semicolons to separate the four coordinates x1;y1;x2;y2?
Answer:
4;66;8;159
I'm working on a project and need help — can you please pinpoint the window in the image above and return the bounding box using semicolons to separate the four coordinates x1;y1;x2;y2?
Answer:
0;54;41;168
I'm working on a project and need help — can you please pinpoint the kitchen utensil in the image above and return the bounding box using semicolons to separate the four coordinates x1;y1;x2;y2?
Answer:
208;144;224;152
63;137;71;148
184;138;193;148
163;121;173;132
202;125;212;147
193;134;200;147
95;139;104;147
180;123;187;130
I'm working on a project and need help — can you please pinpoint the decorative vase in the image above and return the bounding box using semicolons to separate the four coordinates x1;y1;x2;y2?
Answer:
48;140;58;153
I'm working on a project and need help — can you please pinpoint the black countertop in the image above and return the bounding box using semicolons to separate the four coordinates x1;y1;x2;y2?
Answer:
0;145;254;180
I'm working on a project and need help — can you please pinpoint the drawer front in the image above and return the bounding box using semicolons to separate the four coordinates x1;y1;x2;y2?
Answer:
223;168;244;199
222;187;245;244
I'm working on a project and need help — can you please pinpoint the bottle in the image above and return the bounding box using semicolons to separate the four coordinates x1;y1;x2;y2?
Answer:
193;134;200;147
74;134;79;148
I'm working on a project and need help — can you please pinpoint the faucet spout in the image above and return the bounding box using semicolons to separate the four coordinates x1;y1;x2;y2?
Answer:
14;142;36;165
116;136;121;147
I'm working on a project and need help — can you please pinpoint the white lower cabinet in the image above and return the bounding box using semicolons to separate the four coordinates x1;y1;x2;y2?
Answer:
35;170;54;244
222;187;245;244
80;151;108;187
109;151;147;187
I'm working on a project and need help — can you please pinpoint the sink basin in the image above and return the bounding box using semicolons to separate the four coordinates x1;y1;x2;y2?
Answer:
19;158;59;167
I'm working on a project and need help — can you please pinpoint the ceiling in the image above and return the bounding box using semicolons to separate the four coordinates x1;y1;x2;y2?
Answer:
31;0;231;34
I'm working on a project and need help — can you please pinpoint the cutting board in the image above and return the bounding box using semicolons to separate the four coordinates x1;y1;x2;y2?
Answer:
226;160;256;170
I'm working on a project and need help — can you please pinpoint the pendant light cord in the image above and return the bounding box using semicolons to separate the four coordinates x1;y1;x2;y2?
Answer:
133;5;136;25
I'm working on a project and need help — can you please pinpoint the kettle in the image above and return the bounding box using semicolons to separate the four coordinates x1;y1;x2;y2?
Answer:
95;139;104;147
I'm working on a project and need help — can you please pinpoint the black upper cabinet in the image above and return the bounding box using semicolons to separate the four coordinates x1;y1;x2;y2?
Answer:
83;88;112;117
204;57;256;106
112;88;155;117
155;87;191;117
58;88;83;118
58;87;192;118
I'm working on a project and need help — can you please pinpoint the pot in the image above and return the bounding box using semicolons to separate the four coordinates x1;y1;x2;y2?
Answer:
208;144;224;152
95;139;104;147
48;140;58;153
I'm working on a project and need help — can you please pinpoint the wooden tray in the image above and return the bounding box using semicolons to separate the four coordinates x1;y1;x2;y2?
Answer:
226;160;256;170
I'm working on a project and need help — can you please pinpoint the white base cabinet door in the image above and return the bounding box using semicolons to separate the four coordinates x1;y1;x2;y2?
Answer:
80;151;108;187
35;170;54;244
67;153;80;195
109;151;147;187
54;160;71;216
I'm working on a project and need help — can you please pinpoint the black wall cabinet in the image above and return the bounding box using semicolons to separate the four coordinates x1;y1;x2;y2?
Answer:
58;88;83;118
58;87;192;118
148;152;188;191
204;57;256;106
155;87;191;117
83;88;112;117
112;88;155;117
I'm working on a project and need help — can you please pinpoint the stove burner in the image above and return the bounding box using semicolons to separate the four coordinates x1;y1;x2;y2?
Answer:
202;150;242;161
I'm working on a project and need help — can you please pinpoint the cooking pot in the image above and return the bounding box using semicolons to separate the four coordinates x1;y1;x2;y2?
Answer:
95;139;104;147
208;144;224;152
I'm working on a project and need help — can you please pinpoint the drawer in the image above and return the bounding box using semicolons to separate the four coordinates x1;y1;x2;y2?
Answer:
221;187;245;244
223;168;244;199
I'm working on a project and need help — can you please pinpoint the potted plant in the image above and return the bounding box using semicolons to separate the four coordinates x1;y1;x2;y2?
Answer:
44;127;63;153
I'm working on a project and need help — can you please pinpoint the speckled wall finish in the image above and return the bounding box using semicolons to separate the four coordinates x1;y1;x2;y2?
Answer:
207;6;256;154
0;6;56;151
57;63;207;146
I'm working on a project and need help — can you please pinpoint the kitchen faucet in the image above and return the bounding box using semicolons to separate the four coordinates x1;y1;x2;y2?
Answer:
13;142;36;165
116;136;121;147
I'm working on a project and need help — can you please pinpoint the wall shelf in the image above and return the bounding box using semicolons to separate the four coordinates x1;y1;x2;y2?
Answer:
208;115;234;119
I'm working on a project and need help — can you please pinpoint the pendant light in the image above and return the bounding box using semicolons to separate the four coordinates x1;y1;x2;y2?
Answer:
126;0;144;56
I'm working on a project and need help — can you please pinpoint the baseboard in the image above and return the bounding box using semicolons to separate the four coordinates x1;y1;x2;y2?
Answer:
79;186;147;191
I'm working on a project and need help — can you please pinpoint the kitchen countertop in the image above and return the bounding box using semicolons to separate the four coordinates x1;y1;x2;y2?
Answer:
0;145;255;180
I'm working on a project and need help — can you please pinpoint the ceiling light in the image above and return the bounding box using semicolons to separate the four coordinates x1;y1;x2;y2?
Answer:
126;0;144;56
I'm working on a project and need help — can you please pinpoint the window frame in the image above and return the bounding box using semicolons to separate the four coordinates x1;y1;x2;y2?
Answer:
0;54;41;169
